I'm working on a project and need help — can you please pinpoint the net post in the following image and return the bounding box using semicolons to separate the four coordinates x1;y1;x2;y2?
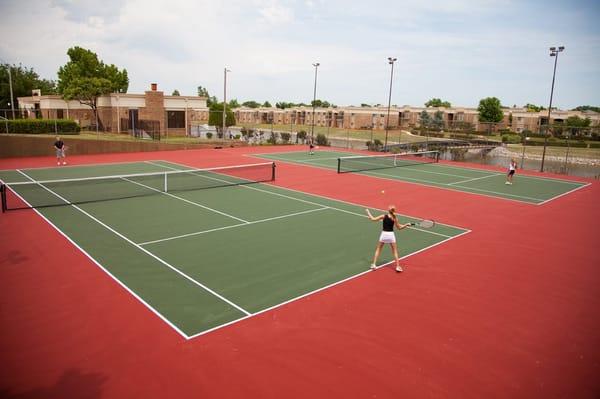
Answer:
1;184;6;213
271;162;276;181
164;172;168;192
337;158;341;173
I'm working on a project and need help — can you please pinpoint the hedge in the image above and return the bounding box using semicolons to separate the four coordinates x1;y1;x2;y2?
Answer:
3;119;80;134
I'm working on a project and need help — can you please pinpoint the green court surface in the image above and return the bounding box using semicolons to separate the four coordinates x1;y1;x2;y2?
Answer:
252;150;590;205
0;161;468;338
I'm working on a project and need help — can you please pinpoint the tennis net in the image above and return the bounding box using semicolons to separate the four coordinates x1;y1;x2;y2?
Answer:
1;162;275;211
337;151;440;173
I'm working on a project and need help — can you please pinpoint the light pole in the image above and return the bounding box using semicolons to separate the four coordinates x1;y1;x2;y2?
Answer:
563;132;570;173
311;62;319;141
223;68;231;143
520;136;530;169
540;46;564;172
384;57;397;151
7;66;15;119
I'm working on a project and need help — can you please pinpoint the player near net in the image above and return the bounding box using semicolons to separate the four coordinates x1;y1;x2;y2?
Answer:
365;205;410;272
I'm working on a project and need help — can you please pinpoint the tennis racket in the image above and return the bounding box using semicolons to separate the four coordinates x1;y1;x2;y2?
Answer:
410;219;435;228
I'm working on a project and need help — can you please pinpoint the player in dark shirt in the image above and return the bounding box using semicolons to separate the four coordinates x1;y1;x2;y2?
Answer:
54;136;67;165
365;205;410;272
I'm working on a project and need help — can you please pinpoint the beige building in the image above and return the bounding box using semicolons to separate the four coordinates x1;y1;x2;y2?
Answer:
18;86;599;136
17;83;209;136
234;105;600;134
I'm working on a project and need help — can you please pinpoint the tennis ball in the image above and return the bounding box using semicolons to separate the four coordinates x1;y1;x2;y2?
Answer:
381;190;385;194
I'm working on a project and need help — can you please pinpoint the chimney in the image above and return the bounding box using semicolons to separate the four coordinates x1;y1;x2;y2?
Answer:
151;83;157;91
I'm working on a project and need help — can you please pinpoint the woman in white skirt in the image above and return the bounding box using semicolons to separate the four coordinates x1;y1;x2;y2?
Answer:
366;206;410;272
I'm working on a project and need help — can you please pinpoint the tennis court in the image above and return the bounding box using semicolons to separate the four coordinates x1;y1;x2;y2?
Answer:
0;160;468;338
252;150;589;204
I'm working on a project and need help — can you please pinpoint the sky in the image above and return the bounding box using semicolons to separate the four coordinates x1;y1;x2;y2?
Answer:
0;0;598;109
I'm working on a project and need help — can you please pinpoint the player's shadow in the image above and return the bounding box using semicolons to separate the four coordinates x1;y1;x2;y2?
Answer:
0;368;108;399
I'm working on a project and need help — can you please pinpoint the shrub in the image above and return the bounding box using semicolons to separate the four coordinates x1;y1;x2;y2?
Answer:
5;119;80;134
234;134;241;140
501;134;522;144
296;130;307;143
315;133;329;146
267;131;278;144
206;132;213;139
280;132;291;144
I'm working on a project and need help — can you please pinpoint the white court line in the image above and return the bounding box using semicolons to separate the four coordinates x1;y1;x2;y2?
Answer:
537;182;592;205
17;169;252;319
448;173;500;185
251;153;541;202
0;160;166;173
251;152;589;205
185;228;472;340
422;161;587;185
8;171;189;339
120;177;249;224
359;170;547;202
139;207;329;246
147;161;456;239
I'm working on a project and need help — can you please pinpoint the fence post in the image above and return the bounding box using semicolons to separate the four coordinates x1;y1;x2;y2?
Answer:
54;119;58;134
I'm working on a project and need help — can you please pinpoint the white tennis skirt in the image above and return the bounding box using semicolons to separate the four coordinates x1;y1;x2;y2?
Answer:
378;231;396;244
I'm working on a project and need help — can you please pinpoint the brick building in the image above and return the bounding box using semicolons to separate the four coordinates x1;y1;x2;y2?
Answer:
17;83;208;136
18;86;599;136
234;105;599;134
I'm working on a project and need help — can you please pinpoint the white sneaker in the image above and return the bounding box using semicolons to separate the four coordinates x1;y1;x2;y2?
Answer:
395;265;403;273
370;264;377;270
63;162;67;165
57;162;60;165
505;181;510;185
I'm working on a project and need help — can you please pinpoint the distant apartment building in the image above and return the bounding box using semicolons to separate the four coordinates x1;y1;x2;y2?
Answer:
234;105;599;134
17;83;209;136
18;86;599;136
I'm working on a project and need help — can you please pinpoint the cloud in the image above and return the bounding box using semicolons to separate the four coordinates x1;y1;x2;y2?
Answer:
0;0;598;108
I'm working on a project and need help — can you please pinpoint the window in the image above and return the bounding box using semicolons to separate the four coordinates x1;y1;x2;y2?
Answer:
167;111;185;128
56;109;64;119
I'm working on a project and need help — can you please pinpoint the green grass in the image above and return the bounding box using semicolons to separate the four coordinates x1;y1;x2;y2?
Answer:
0;160;467;337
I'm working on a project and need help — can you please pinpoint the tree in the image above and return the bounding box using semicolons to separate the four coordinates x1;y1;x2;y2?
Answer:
425;98;451;108
197;86;209;97
242;100;261;108
572;105;600;113
478;97;504;123
208;102;235;136
564;115;591;136
276;101;294;109
172;89;180;96
360;103;372;107
228;98;240;108
57;46;128;128
524;103;545;112
419;110;431;129
197;86;218;106
1;63;56;110
431;110;444;129
311;99;332;108
263;101;272;108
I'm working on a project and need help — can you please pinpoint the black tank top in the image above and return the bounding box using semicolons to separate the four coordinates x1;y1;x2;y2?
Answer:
382;214;395;232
